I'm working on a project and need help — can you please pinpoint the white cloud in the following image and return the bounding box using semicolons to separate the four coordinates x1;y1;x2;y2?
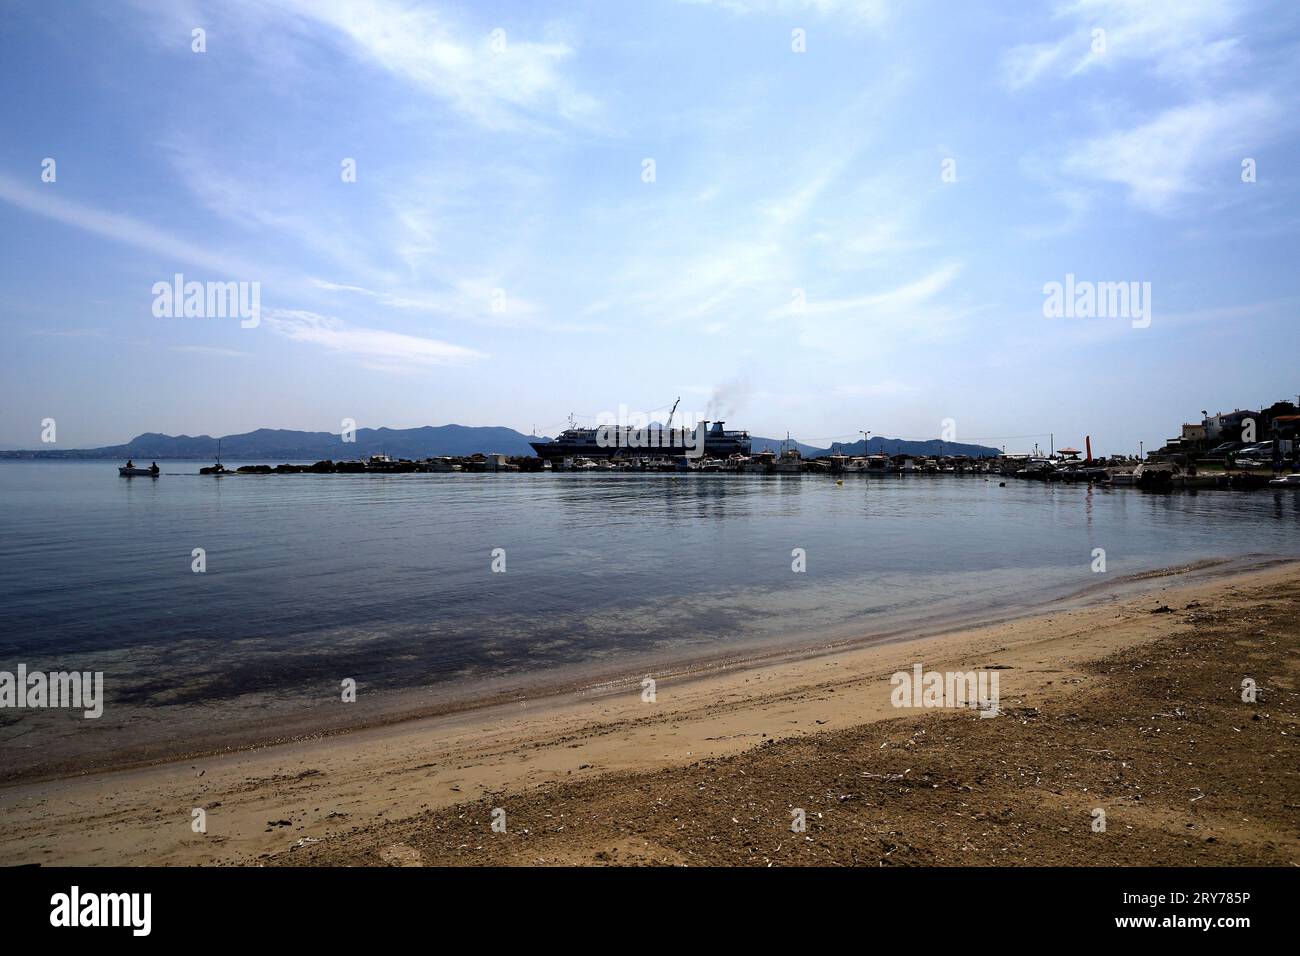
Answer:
165;145;370;277
679;0;890;25
268;0;597;129
1002;0;1247;89
771;262;964;319
1002;39;1068;90
1063;94;1279;212
761;262;973;356
310;278;602;333
0;172;263;279
263;308;486;367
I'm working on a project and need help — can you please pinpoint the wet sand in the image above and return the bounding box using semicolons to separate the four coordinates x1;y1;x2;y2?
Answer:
0;558;1296;866
0;554;1257;784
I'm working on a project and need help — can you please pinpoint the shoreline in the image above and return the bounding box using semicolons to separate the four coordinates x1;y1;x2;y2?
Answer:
0;553;1278;787
0;556;1295;866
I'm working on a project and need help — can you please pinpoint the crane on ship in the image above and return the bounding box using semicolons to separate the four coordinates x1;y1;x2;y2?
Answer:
664;396;680;441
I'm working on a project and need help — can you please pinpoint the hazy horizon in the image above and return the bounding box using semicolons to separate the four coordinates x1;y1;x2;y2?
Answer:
0;419;1020;454
3;0;1299;457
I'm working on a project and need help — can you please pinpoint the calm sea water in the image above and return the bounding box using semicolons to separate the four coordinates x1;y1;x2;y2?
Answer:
2;461;1299;714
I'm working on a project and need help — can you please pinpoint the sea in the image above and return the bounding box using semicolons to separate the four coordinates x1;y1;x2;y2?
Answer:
1;460;1298;776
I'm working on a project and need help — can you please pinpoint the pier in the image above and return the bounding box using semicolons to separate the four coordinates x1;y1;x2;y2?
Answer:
202;450;1295;490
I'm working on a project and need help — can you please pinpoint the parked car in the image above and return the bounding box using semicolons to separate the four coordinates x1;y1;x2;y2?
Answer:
1204;441;1246;458
1238;441;1275;457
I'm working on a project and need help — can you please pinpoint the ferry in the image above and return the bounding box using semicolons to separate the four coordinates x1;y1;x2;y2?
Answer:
531;420;751;464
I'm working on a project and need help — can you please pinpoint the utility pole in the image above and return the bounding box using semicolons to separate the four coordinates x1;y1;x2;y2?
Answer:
860;430;870;455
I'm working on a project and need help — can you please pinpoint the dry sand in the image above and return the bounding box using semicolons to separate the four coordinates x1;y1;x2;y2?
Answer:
1;559;1296;866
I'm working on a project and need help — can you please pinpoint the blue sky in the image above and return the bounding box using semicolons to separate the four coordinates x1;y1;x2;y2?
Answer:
1;0;1297;454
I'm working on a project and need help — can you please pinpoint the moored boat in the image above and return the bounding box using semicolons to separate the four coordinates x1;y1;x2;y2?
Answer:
200;439;227;474
743;450;777;474
772;443;803;474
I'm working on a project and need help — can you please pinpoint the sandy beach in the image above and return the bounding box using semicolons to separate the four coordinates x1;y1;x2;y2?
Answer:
1;558;1296;867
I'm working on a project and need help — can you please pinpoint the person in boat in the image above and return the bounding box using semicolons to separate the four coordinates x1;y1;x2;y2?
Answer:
125;459;134;469
150;461;159;474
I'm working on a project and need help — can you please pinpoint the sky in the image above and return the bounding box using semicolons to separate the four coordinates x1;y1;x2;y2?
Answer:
1;0;1298;455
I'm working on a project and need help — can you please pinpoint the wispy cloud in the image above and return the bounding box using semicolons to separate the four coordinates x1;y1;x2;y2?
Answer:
762;262;973;355
311;278;601;333
1001;0;1247;89
770;262;964;319
0;172;263;278
0;173;494;367
263;308;487;368
265;0;598;130
679;0;890;25
1063;94;1279;212
1001;38;1069;90
165;144;376;278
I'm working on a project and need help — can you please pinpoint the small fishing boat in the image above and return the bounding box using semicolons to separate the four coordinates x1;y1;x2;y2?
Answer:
119;461;159;478
1268;473;1300;487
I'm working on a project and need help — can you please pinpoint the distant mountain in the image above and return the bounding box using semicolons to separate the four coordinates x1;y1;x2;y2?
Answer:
751;436;1000;458
2;426;1000;461
749;437;827;457
0;425;547;460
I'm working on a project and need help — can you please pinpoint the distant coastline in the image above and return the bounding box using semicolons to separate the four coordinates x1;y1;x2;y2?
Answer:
0;423;1003;461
